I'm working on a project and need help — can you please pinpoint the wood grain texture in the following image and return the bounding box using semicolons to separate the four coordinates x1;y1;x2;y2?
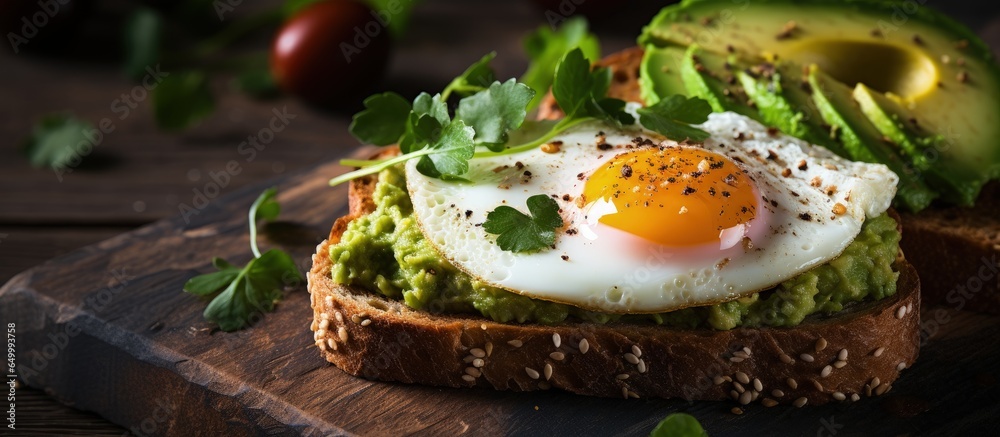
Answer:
1;161;999;436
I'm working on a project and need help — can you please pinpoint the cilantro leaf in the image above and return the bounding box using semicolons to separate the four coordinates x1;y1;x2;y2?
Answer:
456;79;535;151
521;17;600;110
637;95;712;142
415;119;475;180
248;187;280;258
198;249;302;331
442;52;498;99
350;92;412;146
483;194;564;253
22;115;94;170
152;71;215;131
183;188;302;332
123;7;163;81
648;413;708;437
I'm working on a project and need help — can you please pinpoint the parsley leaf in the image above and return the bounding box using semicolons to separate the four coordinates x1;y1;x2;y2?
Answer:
183;188;303;331
637;95;713;142
414;119;476;180
350;92;412;146
442;52;498;100
412;92;450;126
648;413;708;437
123;7;163;81
483;194;564;253
456;79;535;151
521;17;600;111
552;49;634;127
22;115;94;170
152;71;215;131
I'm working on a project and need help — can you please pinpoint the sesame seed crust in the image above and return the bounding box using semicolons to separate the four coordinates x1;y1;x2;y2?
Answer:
309;194;921;406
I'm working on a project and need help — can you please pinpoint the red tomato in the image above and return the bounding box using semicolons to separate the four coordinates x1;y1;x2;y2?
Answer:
270;0;391;107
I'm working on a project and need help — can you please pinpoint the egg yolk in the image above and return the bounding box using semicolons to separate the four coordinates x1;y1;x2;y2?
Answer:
582;146;759;247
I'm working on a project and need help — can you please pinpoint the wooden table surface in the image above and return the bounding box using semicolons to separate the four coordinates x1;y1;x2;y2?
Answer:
1;0;998;435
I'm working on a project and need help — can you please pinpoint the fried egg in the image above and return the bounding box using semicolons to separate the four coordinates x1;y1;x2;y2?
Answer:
405;110;898;313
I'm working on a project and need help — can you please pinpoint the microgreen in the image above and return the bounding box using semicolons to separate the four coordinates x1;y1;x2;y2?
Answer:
637;95;713;142
22;115;94;170
183;188;303;331
482;195;564;253
648;413;708;437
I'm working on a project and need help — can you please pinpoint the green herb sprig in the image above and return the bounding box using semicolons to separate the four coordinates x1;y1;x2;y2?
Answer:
482;194;564;253
183;188;303;331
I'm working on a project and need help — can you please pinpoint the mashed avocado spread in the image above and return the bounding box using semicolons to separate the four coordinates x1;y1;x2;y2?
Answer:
330;166;900;330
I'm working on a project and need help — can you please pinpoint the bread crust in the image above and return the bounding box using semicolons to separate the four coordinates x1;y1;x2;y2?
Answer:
538;46;1000;314
308;158;921;405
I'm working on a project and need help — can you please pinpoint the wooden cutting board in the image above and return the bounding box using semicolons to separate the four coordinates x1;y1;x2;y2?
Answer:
3;153;999;436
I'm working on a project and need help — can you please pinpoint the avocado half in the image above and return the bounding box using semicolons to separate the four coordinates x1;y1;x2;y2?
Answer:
638;0;1000;210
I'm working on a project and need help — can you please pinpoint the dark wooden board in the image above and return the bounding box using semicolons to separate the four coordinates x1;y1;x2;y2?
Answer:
2;155;1000;436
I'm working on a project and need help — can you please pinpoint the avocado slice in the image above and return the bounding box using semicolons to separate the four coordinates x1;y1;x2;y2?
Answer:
680;45;762;121
736;61;844;155
639;0;1000;207
808;65;937;211
639;46;687;105
853;83;984;206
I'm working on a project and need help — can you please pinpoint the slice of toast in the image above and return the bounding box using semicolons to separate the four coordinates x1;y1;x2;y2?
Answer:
308;156;921;405
539;46;1000;313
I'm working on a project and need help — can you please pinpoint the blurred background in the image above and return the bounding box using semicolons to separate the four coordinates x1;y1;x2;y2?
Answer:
1;0;998;434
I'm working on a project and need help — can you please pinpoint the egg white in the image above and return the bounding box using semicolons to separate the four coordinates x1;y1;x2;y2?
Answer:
405;111;898;313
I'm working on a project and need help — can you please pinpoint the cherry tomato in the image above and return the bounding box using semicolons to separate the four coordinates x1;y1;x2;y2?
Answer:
270;0;391;107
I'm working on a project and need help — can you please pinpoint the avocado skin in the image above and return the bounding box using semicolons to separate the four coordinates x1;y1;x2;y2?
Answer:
808;66;937;211
853;84;984;206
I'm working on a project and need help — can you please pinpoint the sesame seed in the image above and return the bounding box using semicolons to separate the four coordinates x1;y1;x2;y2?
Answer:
470;348;486;358
315;329;327;339
787;378;798;389
337;326;348;342
550;352;565;361
743;347;752;356
462;375;476;383
739;391;752;405
714;376;726;385
729;356;745;363
753;378;763;392
552;333;561;348
616;373;630;380
360;319;372;327
875;384;890;396
481;323;488;330
463;355;476;363
485;342;493;356
508;340;523;348
896;306;906;319
751;390;760;402
622;387;629;399
815;338;828;352
473;358;485;368
736;371;750;385
771;389;784;398
800;353;815;363
544;364;553;381
821;365;832;378
316;339;327;351
638;359;647;374
851;393;860;402
779;353;794;364
832;392;846;401
838;348;848;361
730;390;740;400
578;339;589;354
723;376;733;382
871;377;881;388
324;296;334;307
327;338;337;351
525;367;540;379
318;319;330;330
833;360;847;369
793;397;808;408
631;345;642;358
539;382;551;390
734;382;746;393
351;314;361;324
465;367;481;378
733;351;750;359
762;398;778;408
897;362;907;371
335;311;344;323
731;407;744;415
874;347;885;357
628;390;640;399
865;384;873;397
813;380;824;392
624;353;640;365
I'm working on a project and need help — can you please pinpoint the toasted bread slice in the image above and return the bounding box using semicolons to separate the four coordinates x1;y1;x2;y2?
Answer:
538;46;1000;313
308;154;921;405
